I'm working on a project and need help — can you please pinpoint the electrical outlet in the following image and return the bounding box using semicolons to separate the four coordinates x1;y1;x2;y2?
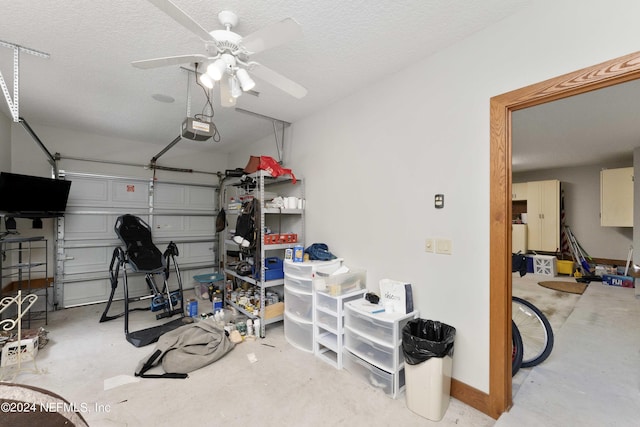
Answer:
436;238;452;255
425;238;434;253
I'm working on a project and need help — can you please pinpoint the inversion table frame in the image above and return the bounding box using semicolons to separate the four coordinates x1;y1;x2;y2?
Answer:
99;215;186;347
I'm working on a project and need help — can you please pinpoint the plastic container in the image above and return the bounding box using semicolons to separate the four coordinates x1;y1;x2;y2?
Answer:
402;319;456;421
405;355;453;421
314;268;366;296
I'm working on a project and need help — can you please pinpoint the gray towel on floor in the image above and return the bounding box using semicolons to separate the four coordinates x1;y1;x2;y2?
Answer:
135;318;234;378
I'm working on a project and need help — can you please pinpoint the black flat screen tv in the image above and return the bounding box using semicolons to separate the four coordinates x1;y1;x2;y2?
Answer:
0;172;72;217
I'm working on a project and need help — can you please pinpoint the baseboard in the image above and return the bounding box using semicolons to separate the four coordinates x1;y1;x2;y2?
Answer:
451;378;496;419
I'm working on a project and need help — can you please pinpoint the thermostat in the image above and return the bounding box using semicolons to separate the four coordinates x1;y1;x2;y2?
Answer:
435;194;444;209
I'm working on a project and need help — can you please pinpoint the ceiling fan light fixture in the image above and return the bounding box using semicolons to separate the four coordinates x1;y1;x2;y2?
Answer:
199;72;214;89
229;75;242;98
207;58;228;81
236;68;256;91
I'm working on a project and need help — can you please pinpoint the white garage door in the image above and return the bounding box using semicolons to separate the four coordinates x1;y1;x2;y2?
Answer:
57;171;218;307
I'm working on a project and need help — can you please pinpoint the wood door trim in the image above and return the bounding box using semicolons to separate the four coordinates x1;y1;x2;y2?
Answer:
488;50;640;419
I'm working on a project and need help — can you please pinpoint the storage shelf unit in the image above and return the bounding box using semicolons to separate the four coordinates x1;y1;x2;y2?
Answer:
0;236;50;326
314;288;367;369
222;171;304;337
343;299;418;399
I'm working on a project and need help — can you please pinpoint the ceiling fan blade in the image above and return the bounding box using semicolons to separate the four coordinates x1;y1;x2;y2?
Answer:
132;54;209;69
146;0;215;42
241;18;303;54
220;77;237;107
249;64;307;99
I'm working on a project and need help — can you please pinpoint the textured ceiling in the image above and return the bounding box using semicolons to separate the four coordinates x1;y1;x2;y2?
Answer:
0;0;531;153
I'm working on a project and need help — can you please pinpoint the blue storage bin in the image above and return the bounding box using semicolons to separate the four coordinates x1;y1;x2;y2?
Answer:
254;257;284;281
526;256;534;273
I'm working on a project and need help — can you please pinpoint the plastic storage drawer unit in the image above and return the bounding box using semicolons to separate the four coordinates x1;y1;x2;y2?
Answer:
345;327;398;372
283;259;343;278
345;308;396;342
283;273;314;293
342;349;405;398
284;311;314;352
284;286;313;321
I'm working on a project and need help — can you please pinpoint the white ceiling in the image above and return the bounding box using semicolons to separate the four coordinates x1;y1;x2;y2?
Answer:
0;0;531;153
513;79;640;173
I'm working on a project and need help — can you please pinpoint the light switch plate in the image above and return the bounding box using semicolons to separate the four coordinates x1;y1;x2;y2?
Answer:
435;194;444;208
436;238;452;255
425;238;434;252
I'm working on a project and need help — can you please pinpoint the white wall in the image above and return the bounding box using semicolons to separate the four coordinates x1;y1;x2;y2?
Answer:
230;0;640;392
0;113;10;172
515;161;633;261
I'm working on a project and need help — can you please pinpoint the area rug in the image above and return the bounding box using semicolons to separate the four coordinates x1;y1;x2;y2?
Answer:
538;280;587;295
0;382;89;426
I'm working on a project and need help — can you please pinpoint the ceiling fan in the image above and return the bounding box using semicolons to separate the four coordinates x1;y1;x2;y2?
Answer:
133;0;307;107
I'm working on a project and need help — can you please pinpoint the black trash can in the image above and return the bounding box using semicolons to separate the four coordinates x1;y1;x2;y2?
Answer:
402;319;456;421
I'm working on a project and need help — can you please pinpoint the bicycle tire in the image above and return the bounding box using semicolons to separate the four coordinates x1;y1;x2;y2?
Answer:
512;320;523;376
512;296;554;368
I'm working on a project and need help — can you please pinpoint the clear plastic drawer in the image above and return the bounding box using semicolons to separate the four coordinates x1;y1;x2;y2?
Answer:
284;312;313;352
284;273;313;293
343;350;394;397
345;307;395;345
284;286;313;322
345;326;397;372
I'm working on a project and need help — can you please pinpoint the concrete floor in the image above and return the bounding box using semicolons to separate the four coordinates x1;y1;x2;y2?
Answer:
500;273;640;426
2;273;638;426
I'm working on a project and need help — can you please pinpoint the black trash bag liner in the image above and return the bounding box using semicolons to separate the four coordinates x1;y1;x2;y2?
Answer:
402;319;456;365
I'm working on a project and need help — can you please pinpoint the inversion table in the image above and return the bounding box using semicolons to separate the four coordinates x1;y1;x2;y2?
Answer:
99;214;187;347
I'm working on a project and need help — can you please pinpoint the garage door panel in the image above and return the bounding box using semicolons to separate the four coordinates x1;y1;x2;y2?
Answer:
66;176;149;209
59;172;217;308
63;246;111;275
67;178;109;204
176;241;215;266
155;183;215;211
153;216;215;239
111;181;149;206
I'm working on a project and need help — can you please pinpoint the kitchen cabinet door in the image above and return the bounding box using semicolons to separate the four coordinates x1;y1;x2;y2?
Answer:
600;167;633;227
527;180;560;252
512;182;527;201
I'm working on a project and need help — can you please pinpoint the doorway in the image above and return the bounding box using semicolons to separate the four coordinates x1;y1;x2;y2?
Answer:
488;50;640;418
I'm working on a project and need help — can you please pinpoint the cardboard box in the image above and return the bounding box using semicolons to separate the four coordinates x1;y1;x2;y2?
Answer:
602;274;635;288
264;301;284;319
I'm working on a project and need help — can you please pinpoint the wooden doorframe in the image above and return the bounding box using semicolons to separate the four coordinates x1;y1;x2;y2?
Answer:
488;51;640;418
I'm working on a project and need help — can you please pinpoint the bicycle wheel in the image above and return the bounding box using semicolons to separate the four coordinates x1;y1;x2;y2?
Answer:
512;320;523;376
512;296;554;368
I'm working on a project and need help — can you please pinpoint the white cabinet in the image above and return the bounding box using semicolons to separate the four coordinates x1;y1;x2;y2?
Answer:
222;171;304;337
512;224;527;253
600;167;633;227
343;299;418;399
314;288;366;369
527;180;560;252
512;182;527;201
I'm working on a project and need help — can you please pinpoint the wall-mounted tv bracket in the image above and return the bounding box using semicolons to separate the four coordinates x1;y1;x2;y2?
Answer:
0;40;50;123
